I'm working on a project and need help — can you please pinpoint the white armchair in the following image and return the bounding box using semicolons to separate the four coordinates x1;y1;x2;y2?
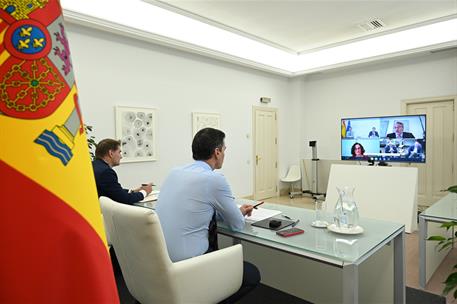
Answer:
100;214;111;247
99;197;243;304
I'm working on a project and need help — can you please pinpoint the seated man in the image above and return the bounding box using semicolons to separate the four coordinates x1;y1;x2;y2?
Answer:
408;140;423;159
156;128;260;303
92;138;152;204
386;121;415;139
368;127;379;138
384;139;398;153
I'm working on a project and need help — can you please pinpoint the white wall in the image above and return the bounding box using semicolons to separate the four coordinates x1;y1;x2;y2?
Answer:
66;24;301;197
66;23;456;197
300;51;457;160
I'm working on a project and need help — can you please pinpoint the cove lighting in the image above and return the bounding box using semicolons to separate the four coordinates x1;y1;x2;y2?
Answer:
61;0;457;75
293;18;457;73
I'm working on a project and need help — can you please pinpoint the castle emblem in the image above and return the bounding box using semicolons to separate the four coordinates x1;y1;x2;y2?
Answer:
0;0;48;20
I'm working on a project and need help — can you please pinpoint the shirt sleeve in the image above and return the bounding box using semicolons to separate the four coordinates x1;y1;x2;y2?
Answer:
99;168;144;204
210;173;245;231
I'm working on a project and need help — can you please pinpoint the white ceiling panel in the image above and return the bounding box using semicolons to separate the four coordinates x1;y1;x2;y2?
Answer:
159;0;457;52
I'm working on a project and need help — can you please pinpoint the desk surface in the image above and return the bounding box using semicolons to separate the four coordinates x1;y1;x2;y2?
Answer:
218;203;404;266
420;193;457;221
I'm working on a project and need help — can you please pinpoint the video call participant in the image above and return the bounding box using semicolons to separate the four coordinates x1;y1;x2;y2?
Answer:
384;138;398;153
368;127;379;138
386;121;415;139
408;140;423;159
156;128;260;303
92;138;153;204
351;142;368;159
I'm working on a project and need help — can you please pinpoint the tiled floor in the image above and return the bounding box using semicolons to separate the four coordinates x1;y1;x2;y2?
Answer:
260;195;456;303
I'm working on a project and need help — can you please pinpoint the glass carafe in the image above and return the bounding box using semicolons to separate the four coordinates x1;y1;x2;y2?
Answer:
334;186;360;229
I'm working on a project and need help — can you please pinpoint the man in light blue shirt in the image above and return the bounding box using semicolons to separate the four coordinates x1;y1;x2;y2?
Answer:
156;127;259;303
156;128;253;261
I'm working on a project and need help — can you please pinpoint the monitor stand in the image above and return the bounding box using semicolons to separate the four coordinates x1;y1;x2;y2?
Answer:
368;158;388;166
303;141;326;200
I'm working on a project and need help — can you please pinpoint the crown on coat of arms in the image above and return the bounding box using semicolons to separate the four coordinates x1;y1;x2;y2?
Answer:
0;0;48;20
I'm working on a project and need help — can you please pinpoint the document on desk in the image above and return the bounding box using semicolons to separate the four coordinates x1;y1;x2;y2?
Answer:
236;202;282;223
140;190;160;203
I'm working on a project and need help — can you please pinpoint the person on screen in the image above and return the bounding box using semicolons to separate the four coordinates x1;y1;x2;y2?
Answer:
156;128;260;302
408;140;423;159
386;121;415;139
351;142;368;159
92;138;153;204
384;138;398;153
368;127;379;138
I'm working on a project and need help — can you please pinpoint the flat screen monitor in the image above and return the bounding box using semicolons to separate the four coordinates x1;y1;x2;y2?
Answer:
341;114;426;163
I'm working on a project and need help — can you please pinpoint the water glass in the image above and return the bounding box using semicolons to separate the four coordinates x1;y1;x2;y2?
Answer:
312;199;328;227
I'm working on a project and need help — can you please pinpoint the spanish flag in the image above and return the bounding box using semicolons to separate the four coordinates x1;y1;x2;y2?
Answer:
0;1;119;302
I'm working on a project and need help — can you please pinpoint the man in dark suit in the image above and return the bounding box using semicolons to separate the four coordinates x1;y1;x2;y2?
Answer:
386;121;415;139
408;140;424;159
92;138;152;204
384;138;398;153
368;127;379;138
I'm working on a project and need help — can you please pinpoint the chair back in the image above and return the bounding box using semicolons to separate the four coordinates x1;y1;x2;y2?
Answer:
283;164;301;181
100;214;111;246
100;197;180;304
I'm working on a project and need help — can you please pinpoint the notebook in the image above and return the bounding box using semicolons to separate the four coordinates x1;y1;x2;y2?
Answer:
140;190;160;203
251;217;296;231
236;199;282;223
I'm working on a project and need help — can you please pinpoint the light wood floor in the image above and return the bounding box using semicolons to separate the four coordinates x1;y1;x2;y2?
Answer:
262;195;456;303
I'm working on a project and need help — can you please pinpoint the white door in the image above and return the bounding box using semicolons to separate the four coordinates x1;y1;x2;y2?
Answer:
253;107;278;200
406;100;454;206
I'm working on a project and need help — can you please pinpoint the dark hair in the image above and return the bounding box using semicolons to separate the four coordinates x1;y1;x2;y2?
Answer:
192;128;225;160
95;138;121;159
351;142;365;157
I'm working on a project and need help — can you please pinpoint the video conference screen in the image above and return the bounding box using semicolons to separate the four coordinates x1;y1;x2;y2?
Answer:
341;114;426;163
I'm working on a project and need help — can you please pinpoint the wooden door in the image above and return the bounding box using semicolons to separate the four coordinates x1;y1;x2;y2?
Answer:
406;100;454;206
253;107;278;200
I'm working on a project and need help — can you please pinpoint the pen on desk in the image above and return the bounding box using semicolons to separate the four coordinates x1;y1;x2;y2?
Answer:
252;201;264;209
291;219;300;227
282;215;292;220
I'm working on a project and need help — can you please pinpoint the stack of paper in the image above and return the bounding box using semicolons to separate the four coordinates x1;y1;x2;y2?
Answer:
140;190;160;203
235;199;282;223
244;207;282;223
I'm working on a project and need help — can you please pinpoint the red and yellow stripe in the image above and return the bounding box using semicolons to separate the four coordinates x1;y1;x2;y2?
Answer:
0;1;118;302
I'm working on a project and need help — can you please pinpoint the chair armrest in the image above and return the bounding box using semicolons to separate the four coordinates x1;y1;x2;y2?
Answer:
171;244;243;304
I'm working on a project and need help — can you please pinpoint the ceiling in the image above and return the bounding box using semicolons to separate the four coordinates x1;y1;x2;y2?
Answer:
61;0;457;76
158;0;457;53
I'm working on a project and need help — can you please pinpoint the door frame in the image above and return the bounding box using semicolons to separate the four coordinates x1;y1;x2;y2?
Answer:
252;106;278;199
401;95;457;185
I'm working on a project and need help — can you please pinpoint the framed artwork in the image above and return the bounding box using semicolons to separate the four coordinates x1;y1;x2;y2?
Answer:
192;112;221;136
115;106;157;163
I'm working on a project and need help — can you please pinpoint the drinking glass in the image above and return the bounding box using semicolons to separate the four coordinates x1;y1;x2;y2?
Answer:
312;199;328;228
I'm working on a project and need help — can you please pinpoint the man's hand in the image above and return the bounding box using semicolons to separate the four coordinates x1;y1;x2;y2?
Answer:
240;204;254;217
140;183;153;195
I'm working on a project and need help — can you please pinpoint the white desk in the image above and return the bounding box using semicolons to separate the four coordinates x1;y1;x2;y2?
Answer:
218;203;405;304
419;193;457;288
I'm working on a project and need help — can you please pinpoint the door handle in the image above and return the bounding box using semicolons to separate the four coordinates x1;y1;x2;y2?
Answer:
256;155;261;165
